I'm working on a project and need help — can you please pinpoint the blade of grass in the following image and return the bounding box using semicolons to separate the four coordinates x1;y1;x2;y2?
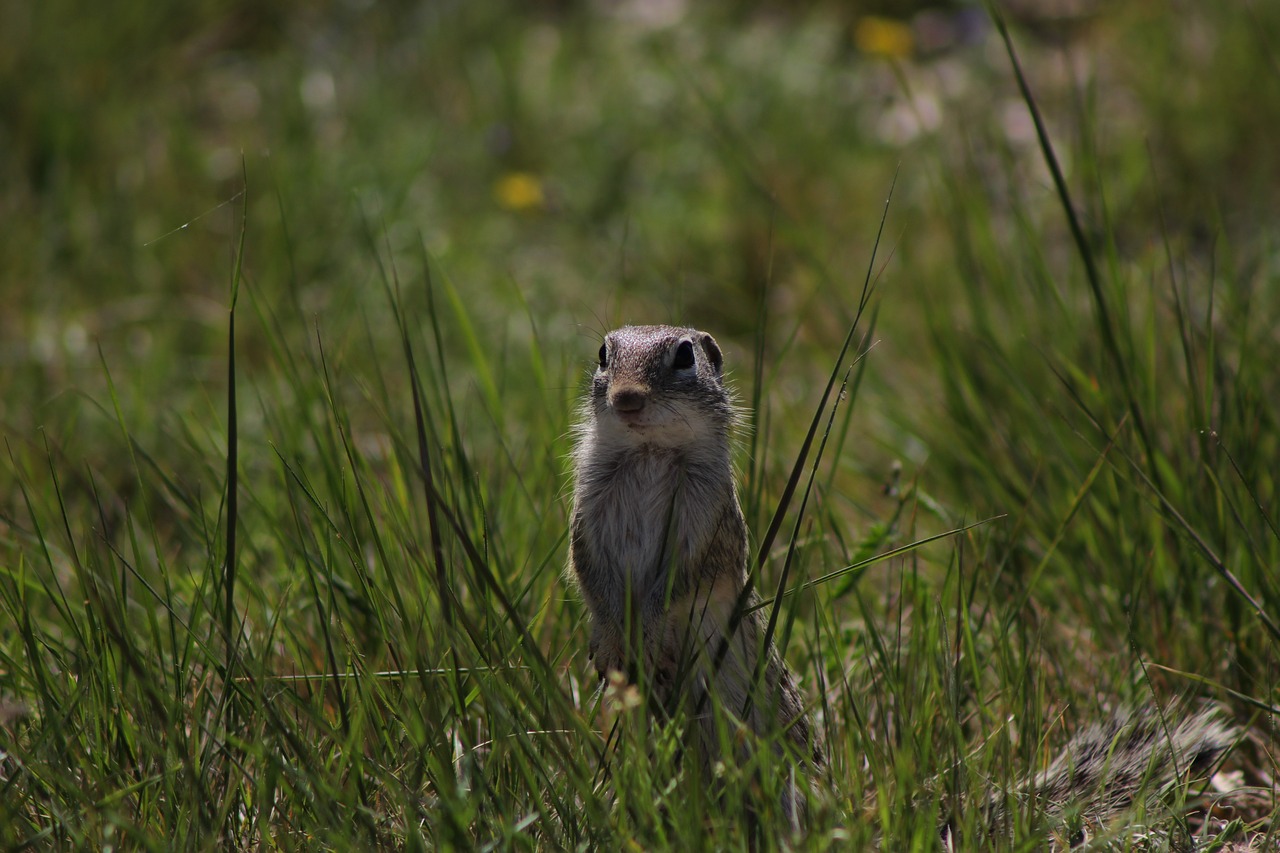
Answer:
223;168;247;656
987;3;1160;483
748;515;1006;612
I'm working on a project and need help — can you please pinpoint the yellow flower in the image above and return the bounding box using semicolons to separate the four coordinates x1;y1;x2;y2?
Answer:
854;15;914;59
493;171;545;211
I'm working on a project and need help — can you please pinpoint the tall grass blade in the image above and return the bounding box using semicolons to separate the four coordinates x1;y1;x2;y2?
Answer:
223;170;248;655
988;4;1159;476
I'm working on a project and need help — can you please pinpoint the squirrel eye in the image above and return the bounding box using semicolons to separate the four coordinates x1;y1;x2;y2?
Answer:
597;343;608;368
673;340;695;370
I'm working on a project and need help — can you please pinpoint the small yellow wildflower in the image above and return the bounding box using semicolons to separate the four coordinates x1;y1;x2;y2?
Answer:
854;15;914;59
493;171;545;211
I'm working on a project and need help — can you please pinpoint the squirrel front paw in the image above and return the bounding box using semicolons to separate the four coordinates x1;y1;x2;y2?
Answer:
589;625;670;687
588;627;626;680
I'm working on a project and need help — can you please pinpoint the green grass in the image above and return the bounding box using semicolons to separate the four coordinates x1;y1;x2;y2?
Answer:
2;1;1279;849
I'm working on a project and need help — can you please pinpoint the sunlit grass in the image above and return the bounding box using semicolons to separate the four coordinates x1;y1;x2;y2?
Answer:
1;1;1278;849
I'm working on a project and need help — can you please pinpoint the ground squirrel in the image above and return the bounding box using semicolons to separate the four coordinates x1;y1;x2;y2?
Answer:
567;324;1248;842
568;324;822;784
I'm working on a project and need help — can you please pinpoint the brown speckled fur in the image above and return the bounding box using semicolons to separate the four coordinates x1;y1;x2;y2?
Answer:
964;704;1248;849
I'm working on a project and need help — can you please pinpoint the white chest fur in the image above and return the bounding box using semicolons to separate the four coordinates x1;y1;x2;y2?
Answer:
575;442;727;596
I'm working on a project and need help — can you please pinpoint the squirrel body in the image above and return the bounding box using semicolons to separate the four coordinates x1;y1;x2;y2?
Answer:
568;325;821;774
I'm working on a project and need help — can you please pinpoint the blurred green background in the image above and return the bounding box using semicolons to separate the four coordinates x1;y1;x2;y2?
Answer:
7;0;1277;436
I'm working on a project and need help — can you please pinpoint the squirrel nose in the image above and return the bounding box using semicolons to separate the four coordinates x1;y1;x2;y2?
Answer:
610;388;647;413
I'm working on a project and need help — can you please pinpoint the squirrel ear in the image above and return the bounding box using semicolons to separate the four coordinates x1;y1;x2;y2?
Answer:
700;333;724;376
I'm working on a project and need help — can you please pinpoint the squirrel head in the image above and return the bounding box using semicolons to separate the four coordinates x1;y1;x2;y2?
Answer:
587;325;734;450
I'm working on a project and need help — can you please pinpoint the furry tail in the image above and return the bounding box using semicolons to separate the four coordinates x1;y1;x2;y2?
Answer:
1029;705;1235;820
974;705;1238;846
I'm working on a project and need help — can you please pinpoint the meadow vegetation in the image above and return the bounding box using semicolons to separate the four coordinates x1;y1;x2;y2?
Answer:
1;0;1278;848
